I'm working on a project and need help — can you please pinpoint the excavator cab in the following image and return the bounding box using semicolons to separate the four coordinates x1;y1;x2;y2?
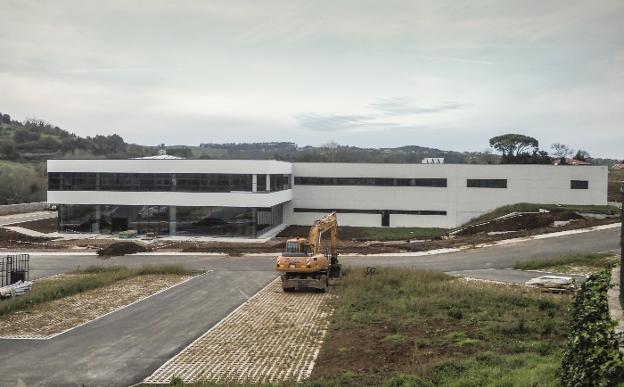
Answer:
284;239;311;255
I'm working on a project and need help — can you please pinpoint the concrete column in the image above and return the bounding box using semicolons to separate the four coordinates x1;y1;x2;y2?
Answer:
252;174;258;193
252;208;258;238
169;206;177;236
93;205;100;233
266;175;271;192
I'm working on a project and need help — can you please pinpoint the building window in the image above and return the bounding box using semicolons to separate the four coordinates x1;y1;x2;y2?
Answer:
293;208;447;216
466;179;507;188
270;174;291;191
294;177;447;187
257;174;267;192
571;180;589;189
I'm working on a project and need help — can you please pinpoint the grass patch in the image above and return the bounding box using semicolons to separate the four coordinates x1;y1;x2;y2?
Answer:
463;203;619;228
430;351;562;387
0;264;194;317
359;227;448;241
311;267;571;386
513;253;618;274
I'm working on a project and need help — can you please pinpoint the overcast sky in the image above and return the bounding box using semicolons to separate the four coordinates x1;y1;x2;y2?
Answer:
1;0;623;157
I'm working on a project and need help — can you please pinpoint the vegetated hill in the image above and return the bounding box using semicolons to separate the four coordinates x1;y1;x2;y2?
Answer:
0;111;152;205
0;112;152;162
193;142;481;163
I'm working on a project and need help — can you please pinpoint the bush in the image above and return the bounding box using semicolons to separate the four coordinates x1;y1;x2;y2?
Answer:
97;242;149;256
560;269;624;386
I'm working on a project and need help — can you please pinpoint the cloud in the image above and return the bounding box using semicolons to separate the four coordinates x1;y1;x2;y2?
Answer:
295;113;397;132
371;97;466;116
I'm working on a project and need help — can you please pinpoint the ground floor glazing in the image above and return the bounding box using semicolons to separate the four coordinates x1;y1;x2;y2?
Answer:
58;204;284;238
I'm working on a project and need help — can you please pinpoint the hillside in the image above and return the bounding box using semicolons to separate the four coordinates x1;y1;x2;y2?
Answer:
0;113;152;162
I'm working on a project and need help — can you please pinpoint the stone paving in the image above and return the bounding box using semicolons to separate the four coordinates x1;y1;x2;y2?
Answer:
0;274;193;339
144;278;333;384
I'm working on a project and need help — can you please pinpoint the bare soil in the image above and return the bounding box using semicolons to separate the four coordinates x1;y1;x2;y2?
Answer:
13;217;58;234
454;210;585;236
0;216;618;255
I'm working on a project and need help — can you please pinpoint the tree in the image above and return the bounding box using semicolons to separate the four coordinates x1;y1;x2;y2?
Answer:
489;134;539;158
574;149;590;162
551;143;574;158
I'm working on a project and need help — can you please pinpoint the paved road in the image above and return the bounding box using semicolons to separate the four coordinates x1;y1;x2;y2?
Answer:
0;269;276;387
0;211;56;227
0;226;619;386
13;225;619;280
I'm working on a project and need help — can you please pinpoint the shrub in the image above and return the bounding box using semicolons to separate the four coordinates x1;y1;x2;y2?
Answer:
560;269;624;386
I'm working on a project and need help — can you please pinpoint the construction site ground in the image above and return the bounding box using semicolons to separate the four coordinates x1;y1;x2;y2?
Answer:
0;226;620;386
0;212;619;255
0;273;192;339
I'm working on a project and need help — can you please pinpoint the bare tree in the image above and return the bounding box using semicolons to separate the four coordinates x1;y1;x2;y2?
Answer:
551;143;574;158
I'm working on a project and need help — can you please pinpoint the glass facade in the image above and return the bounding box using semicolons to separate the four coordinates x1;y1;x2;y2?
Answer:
48;172;289;193
58;204;283;237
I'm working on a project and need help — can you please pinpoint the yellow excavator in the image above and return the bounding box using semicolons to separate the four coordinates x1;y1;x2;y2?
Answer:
275;212;341;292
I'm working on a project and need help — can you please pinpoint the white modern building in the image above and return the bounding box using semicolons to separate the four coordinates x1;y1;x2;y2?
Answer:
47;159;608;237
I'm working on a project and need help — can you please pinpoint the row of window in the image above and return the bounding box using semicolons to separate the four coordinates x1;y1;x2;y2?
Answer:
293;208;447;215
57;204;284;237
294;177;448;187
49;173;591;191
48;173;291;192
294;177;590;189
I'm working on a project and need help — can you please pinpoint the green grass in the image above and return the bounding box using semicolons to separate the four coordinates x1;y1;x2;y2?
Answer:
311;267;571;386
0;264;195;317
430;351;562;387
359;227;448;241
462;203;619;228
513;253;618;273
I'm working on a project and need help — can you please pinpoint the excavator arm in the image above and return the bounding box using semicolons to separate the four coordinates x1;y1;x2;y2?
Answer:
307;212;337;255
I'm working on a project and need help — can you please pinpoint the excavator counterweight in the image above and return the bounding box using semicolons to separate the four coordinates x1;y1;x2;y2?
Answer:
275;212;340;292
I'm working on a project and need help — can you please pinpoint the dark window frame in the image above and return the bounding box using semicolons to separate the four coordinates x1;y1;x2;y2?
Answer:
293;208;447;216
570;180;589;189
466;179;508;189
294;176;447;187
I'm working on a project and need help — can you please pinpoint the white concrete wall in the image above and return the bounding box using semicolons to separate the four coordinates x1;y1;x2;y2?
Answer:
47;159;292;174
48;190;292;208
288;163;608;228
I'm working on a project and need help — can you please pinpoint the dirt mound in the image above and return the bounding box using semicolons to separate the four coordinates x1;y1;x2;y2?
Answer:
0;228;53;243
13;217;58;234
456;210;583;237
97;242;149;257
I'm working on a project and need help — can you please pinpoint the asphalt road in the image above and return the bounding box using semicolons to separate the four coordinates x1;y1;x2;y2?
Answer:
0;269;276;387
0;225;619;386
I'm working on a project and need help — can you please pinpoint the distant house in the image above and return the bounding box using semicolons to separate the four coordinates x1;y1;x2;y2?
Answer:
612;163;624;170
553;157;592;166
422;158;444;164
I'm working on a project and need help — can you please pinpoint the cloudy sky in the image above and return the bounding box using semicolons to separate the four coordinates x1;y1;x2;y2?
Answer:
1;0;623;157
